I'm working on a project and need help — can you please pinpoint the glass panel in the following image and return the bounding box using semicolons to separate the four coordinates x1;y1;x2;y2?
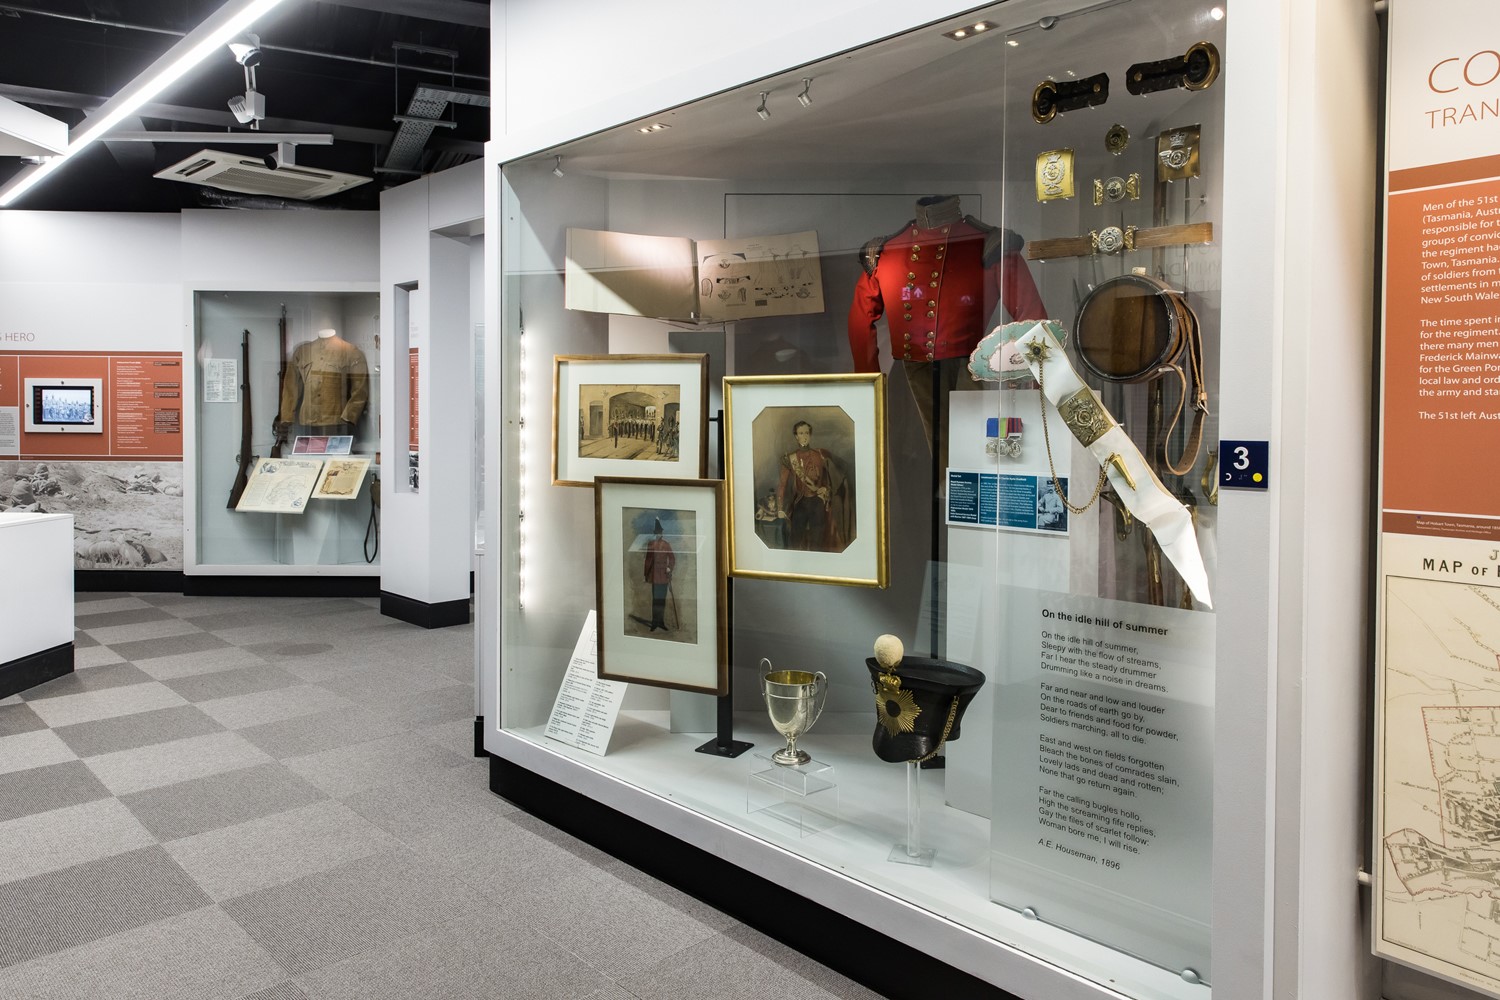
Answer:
497;2;1224;994
194;290;381;567
991;0;1224;981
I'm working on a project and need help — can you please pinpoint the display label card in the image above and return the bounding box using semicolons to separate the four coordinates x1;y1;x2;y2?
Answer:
203;359;237;403
946;470;1068;536
0;406;17;455
234;457;323;514
544;611;626;756
992;587;1214;976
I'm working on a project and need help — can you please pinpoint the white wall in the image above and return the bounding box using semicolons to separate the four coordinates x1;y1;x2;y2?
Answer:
379;163;482;609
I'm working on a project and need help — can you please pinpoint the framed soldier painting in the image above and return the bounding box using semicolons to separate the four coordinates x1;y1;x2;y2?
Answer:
552;354;709;487
723;372;888;588
593;477;728;695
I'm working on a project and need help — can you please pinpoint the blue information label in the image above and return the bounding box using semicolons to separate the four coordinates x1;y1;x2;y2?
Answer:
1220;439;1269;490
947;471;980;524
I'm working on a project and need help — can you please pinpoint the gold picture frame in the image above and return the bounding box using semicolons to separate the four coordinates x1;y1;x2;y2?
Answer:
552;353;709;487
594;476;728;695
723;372;888;588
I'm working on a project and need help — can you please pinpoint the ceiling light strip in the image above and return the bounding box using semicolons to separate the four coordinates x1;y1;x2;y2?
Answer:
0;0;290;208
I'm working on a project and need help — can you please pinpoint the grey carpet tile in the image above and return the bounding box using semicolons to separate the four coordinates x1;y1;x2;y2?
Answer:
278;598;374;619
0;906;284;1000
412;716;480;759
577;986;642;1000
20;662;154;701
0;702;46;738
434;821;611;912
165;799;403;902
523;868;719;980
0;846;211;970
357;683;476;731
73;606;176;631
0;760;111;824
238;984;310;1000
74;592;140;604
220;848;494;977
193;613;325;635
0;729;77;776
105;630;230;662
721;924;887;1000
620;931;882;1000
161;664;302;703
72;644;126;668
120;761;326;842
53;704;225;758
86;617;208;646
135;645;272;682
25;681;188;728
284;731;470;799
237;706;408;760
295;920;613;1000
84;731;271;796
317;664;467;707
0;799;154;887
73;631;99;649
340;761;516;856
198;684;357;730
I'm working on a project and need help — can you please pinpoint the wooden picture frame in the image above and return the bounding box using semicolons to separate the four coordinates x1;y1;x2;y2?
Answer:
723;373;888;587
594;476;728;695
552;354;709;487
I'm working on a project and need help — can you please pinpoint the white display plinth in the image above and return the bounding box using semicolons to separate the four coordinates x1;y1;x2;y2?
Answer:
0;512;73;665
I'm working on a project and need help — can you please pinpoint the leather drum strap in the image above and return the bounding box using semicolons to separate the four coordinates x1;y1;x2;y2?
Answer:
1159;302;1207;476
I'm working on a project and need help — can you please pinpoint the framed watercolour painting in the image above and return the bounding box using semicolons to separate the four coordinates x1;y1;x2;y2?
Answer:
723;373;888;587
553;354;709;487
594;477;728;695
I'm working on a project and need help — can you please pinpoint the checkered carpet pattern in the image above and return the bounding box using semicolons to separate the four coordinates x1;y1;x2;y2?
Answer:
0;593;877;1000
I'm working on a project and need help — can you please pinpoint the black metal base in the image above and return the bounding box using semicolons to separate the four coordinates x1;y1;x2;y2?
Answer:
0;642;73;700
379;591;470;629
693;736;753;758
489;756;1015;1000
186;576;380;598
75;570;185;593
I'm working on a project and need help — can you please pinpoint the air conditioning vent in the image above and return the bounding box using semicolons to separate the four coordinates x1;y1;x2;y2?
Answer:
153;149;370;200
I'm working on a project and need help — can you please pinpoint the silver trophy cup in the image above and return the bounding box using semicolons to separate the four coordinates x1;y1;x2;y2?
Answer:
760;658;828;766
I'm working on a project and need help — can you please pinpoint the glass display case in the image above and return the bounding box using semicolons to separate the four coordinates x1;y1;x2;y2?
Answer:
497;1;1224;994
191;289;381;571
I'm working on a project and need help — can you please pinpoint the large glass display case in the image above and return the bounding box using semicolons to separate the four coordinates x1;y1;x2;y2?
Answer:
192;289;381;571
497;1;1223;995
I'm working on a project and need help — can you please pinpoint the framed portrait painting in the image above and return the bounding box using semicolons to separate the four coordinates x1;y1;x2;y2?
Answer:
594;477;728;695
553;354;709;487
723;373;888;588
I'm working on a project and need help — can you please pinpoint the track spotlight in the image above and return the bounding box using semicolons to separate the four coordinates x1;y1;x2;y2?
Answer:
227;32;262;67
552;155;564;178
227;89;264;125
796;79;812;108
756;92;770;121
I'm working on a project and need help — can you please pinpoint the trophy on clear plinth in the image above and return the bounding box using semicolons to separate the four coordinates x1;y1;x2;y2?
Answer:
760;657;827;766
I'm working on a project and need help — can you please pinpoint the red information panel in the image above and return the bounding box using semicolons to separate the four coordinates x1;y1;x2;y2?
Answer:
2;351;183;460
1383;170;1500;532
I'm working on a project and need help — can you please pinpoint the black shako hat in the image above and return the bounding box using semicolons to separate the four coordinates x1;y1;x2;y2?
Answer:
865;655;986;764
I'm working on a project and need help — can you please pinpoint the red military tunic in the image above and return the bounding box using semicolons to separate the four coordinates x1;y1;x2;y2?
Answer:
847;195;1046;372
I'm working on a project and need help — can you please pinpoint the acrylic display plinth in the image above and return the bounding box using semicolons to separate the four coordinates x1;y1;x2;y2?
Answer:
889;760;935;866
748;753;838;838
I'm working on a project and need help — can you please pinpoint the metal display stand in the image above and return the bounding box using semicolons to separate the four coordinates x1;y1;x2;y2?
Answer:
697;409;752;758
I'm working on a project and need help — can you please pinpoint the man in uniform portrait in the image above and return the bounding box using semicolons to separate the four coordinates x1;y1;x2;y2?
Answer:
642;517;675;631
777;421;849;552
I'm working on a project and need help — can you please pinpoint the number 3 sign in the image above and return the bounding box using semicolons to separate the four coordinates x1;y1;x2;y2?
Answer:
1219;439;1269;490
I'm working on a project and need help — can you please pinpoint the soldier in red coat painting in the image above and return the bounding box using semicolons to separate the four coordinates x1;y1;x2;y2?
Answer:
776;421;850;552
642;517;675;631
